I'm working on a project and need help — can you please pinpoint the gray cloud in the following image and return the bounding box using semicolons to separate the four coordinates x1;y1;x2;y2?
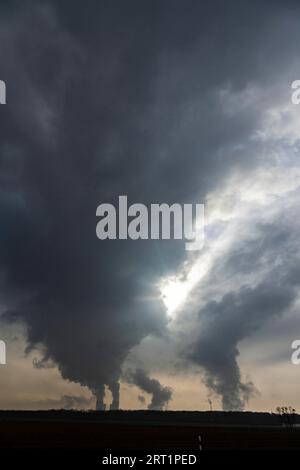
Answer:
138;395;146;405
186;280;295;410
176;184;300;409
127;369;172;410
25;394;93;410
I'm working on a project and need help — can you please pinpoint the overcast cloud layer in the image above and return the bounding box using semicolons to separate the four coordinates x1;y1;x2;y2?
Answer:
0;0;300;410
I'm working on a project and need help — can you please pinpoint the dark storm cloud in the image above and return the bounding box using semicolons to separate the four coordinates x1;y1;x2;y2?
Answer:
128;368;172;410
0;0;300;408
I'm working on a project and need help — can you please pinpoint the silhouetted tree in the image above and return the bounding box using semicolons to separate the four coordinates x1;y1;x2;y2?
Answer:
276;406;296;428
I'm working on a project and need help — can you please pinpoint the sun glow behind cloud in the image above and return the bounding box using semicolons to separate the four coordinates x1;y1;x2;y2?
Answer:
160;278;189;314
160;251;213;316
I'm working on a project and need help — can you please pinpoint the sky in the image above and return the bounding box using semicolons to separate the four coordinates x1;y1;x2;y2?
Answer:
0;0;300;412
